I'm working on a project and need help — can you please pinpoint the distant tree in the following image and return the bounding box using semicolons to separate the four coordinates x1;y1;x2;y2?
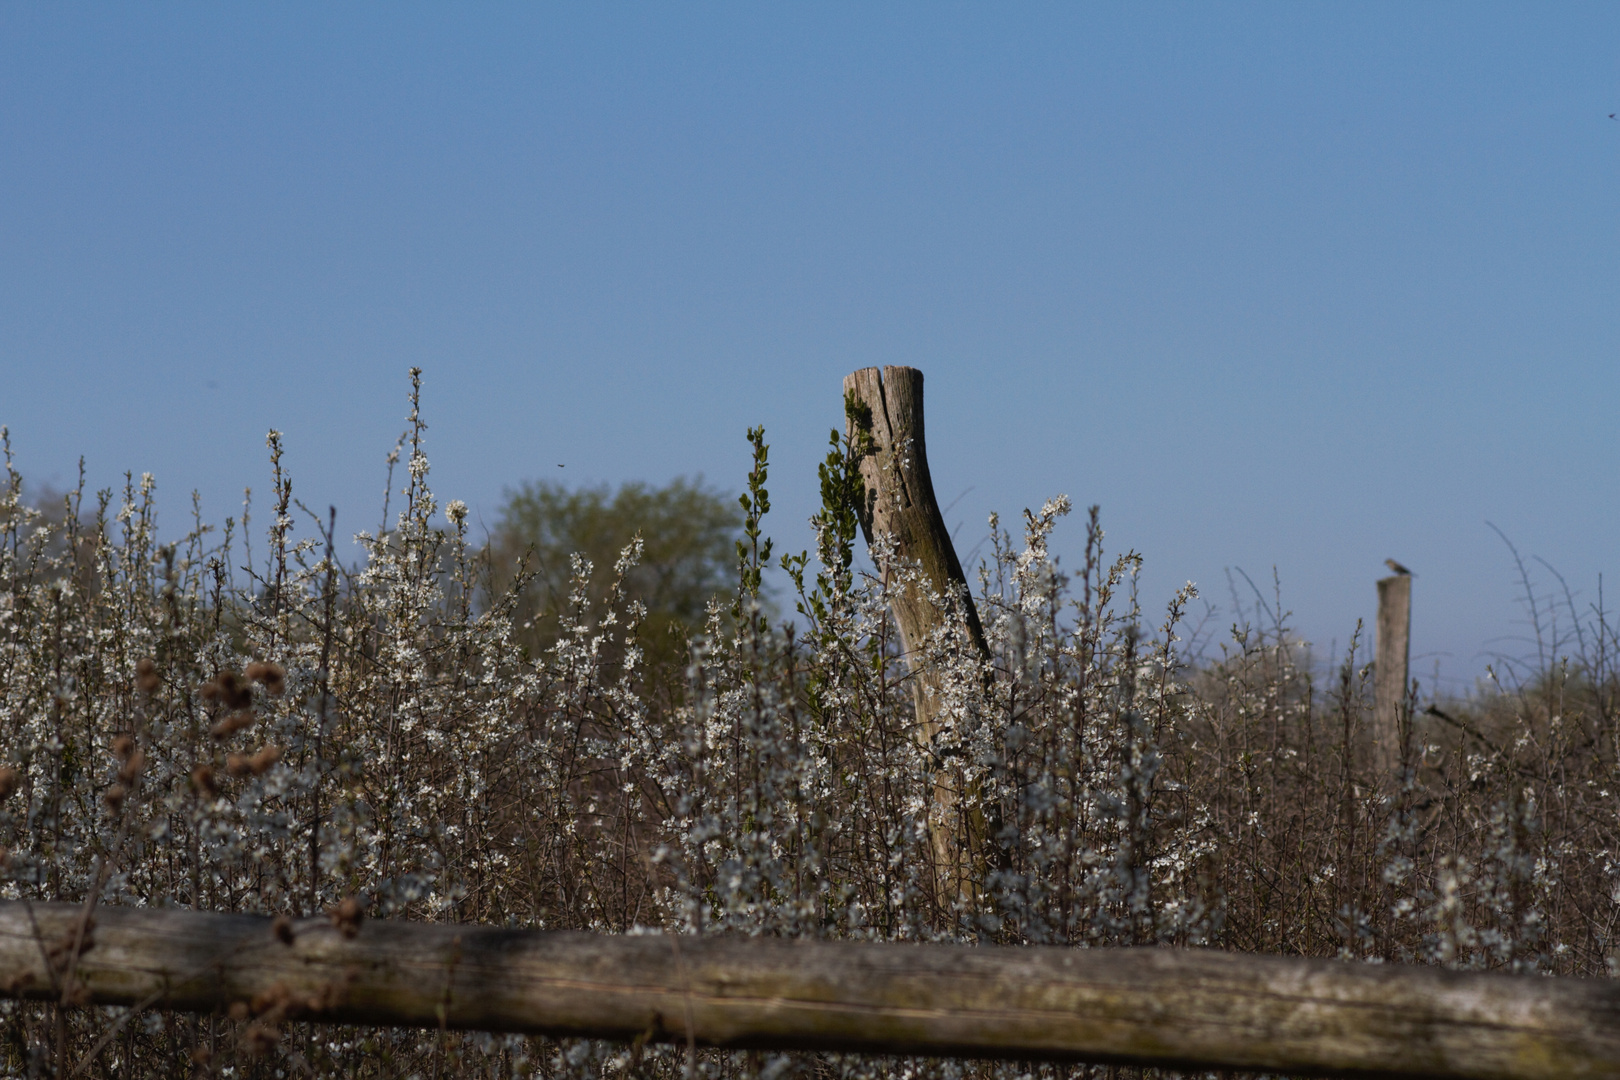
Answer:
485;477;742;673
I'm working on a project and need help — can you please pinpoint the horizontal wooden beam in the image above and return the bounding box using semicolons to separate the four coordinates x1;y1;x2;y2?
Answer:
3;901;1618;1078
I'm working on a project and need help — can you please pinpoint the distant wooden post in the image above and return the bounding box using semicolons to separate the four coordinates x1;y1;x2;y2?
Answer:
843;367;990;901
1374;572;1412;783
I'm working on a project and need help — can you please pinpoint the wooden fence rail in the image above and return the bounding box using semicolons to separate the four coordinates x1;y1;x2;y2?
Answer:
3;902;1619;1078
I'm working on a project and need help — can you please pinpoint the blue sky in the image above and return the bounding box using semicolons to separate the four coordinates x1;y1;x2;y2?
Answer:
2;4;1615;692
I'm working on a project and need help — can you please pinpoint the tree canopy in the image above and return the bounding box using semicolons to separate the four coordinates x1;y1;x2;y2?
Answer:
485;476;741;671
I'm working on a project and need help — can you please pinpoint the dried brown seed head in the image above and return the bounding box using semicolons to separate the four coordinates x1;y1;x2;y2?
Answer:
329;896;364;938
245;661;286;696
225;754;252;779
209;711;255;740
190;764;218;798
250;982;292;1015
117;748;145;784
271;916;295;946
189;1046;212;1066
111;734;134;761
244;1022;281;1055
202;670;252;710
135;657;160;694
0;766;17;803
103;783;126;811
248;745;281;775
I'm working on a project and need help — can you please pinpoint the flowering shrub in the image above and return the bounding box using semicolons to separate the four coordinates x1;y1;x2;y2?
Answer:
1;371;1617;1077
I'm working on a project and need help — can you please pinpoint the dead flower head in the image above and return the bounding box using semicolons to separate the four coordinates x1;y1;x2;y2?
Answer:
329;896;364;939
244;1022;281;1055
200;670;252;711
209;711;255;740
189;764;219;798
134;657;160;694
249;745;281;775
250;981;295;1018
245;660;286;696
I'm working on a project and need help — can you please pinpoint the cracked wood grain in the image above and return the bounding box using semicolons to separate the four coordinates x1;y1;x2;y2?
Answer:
8;895;1617;1074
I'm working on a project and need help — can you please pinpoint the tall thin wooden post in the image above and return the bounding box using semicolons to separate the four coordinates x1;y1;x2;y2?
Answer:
843;367;990;902
1374;572;1412;783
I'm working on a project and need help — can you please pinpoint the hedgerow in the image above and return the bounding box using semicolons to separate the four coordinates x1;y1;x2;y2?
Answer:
2;371;1615;1077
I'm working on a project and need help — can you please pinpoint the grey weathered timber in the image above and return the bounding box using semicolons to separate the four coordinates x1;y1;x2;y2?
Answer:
843;366;988;659
4;902;1620;1079
1375;572;1413;782
843;366;991;897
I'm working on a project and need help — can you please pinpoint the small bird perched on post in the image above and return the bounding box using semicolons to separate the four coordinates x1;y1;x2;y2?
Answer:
1384;558;1413;576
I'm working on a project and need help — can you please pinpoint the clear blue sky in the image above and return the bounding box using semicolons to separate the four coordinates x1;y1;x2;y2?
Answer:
2;4;1615;692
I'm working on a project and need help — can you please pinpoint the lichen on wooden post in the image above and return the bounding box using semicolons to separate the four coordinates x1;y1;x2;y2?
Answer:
842;366;991;904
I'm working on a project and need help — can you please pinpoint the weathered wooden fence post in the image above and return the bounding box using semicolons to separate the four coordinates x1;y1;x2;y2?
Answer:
8;901;1620;1078
842;366;991;902
1374;568;1412;783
